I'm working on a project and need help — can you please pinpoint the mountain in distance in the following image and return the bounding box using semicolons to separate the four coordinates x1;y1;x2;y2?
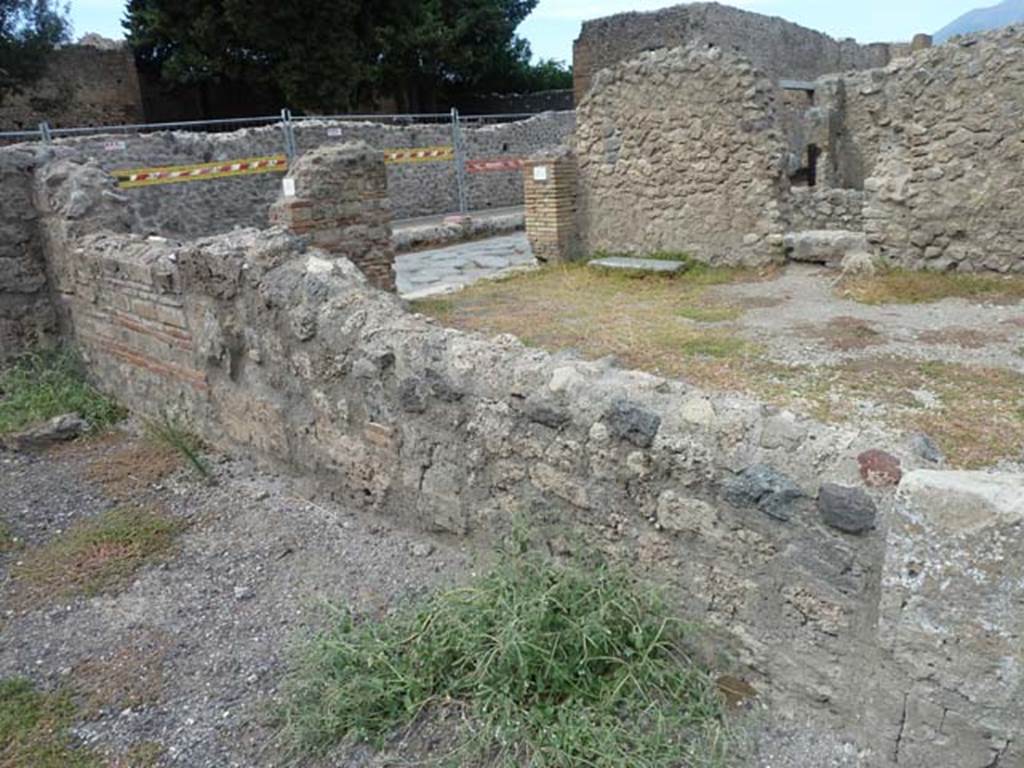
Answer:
935;0;1024;42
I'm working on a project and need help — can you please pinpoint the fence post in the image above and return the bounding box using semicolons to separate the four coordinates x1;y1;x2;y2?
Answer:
280;108;297;161
451;108;468;214
38;121;52;144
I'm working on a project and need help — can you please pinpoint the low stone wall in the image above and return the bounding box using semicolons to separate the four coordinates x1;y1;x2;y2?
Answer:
575;44;788;265
0;147;57;361
1;112;574;240
55;225;1019;767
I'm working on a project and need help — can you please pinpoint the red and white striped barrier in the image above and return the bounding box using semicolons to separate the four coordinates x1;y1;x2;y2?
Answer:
466;158;525;174
113;155;288;188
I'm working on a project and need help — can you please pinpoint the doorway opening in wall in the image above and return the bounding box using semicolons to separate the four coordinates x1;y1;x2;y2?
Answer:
789;143;820;188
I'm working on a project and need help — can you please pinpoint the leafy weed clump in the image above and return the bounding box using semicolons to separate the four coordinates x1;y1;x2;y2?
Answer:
143;412;211;480
0;349;124;436
280;549;729;767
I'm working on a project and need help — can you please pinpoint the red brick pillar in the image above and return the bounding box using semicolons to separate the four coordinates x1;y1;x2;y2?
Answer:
523;149;579;264
270;142;396;291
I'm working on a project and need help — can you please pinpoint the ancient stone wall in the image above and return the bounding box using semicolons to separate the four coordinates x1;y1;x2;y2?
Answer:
0;147;56;360
1;112;573;240
575;44;788;265
573;2;898;102
833;29;1024;272
49;223;1021;767
787;188;865;232
0;44;144;131
4;148;1020;766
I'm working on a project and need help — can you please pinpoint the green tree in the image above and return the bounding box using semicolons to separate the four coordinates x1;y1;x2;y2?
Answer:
0;0;70;105
125;0;551;114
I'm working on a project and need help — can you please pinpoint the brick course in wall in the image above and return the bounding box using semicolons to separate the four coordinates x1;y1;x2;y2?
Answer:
523;150;579;263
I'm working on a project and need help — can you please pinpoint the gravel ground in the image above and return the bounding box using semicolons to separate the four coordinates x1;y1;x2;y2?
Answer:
0;428;470;767
714;264;1024;372
0;428;867;767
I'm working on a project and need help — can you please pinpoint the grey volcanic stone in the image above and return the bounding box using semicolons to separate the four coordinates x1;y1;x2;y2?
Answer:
725;464;805;521
398;377;429;413
784;230;869;267
604;398;661;448
526;402;571;429
818;484;877;534
424;368;463;402
909;433;943;464
4;413;89;451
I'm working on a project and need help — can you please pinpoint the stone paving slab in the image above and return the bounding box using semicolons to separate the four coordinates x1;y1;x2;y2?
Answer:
589;256;689;274
396;233;536;299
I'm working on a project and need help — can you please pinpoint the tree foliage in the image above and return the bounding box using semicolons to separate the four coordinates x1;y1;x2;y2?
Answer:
124;0;570;112
0;0;70;104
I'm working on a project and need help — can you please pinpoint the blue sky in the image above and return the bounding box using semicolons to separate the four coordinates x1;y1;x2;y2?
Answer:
70;0;983;64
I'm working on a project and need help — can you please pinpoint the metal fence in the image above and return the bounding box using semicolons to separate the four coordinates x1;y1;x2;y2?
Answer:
0;108;550;214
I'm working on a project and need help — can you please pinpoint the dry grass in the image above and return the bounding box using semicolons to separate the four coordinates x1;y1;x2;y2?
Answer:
85;442;183;500
414;263;771;381
839;268;1024;305
803;316;886;352
786;359;1024;468
72;632;169;719
416;264;1024;468
109;742;165;768
9;506;187;607
916;327;1008;349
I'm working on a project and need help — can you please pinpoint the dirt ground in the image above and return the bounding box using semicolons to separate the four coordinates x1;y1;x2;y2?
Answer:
0;428;868;767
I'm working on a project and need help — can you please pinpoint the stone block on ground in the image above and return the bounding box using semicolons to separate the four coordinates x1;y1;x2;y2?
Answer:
3;413;89;451
784;230;870;267
588;257;689;275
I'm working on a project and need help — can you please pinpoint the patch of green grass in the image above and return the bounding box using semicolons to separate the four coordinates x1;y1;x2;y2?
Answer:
0;349;124;436
411;296;456;318
11;507;186;604
280;549;729;767
0;679;100;768
117;741;164;768
0;522;18;553
143;412;211;480
676;335;753;359
839;268;1024;305
676;305;742;323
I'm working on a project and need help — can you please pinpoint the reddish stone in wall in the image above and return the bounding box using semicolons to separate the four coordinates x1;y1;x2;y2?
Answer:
858;449;902;487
